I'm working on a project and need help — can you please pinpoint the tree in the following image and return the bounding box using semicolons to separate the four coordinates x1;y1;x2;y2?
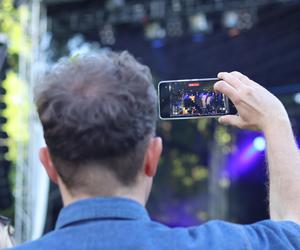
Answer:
0;0;30;218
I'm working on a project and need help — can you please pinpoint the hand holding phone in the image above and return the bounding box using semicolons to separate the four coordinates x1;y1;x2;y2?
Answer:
215;72;289;131
158;78;237;120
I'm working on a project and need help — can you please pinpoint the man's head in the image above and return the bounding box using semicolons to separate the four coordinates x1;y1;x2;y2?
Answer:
36;51;162;205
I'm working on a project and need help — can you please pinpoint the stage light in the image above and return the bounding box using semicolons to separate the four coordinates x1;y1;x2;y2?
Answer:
237;11;254;30
166;16;183;37
253;136;266;151
145;22;166;40
132;4;146;22
223;11;239;29
223;10;254;31
171;0;182;13
189;13;209;33
100;24;116;46
149;1;165;19
106;0;125;10
225;132;266;180
294;93;300;104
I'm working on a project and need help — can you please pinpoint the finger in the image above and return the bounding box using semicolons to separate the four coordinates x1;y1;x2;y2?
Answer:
230;71;250;84
214;80;239;103
230;71;260;87
218;115;243;128
218;72;242;89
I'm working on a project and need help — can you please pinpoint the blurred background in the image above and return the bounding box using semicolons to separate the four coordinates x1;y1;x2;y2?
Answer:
0;0;300;244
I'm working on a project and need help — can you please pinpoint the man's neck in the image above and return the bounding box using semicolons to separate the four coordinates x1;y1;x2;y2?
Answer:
57;178;147;207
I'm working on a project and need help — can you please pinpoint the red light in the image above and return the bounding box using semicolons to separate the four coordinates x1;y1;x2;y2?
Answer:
188;82;200;87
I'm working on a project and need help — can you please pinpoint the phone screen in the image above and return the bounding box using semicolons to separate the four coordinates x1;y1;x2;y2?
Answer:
159;78;236;120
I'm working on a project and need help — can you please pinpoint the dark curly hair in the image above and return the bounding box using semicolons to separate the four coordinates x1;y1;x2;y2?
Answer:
35;51;157;190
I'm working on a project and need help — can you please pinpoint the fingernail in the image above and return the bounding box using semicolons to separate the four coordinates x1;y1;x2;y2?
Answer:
218;72;225;78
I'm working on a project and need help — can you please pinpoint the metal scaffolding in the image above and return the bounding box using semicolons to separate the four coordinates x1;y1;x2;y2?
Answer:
15;0;49;243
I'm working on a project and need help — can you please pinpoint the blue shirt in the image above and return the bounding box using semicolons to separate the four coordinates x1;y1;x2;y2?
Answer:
12;197;300;250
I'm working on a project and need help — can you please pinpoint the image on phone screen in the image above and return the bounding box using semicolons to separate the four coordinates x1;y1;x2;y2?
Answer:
159;78;236;120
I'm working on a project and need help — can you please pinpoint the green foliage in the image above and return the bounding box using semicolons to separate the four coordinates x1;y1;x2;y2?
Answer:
0;0;30;217
3;71;30;160
0;0;30;161
0;0;30;67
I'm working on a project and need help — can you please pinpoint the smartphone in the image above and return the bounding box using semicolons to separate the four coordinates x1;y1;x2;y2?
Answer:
158;78;237;120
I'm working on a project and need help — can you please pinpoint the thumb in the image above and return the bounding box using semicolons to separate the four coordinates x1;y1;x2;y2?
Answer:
218;115;242;128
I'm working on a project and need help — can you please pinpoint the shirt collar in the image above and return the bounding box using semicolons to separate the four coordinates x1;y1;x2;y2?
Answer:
55;197;150;230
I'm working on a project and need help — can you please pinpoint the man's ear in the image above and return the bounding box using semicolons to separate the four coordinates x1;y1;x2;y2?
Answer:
39;147;59;184
144;137;163;177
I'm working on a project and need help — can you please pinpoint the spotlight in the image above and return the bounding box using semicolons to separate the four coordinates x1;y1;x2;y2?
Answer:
145;22;166;40
253;136;266;151
223;11;239;29
223;10;254;30
189;13;210;33
294;93;300;104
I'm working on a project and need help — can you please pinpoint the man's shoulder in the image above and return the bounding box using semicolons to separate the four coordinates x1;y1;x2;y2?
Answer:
201;219;300;249
160;219;300;249
242;219;300;247
10;230;63;250
9;220;233;250
10;219;300;250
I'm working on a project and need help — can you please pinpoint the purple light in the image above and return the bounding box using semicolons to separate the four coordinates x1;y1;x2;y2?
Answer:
241;145;257;163
225;131;265;180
